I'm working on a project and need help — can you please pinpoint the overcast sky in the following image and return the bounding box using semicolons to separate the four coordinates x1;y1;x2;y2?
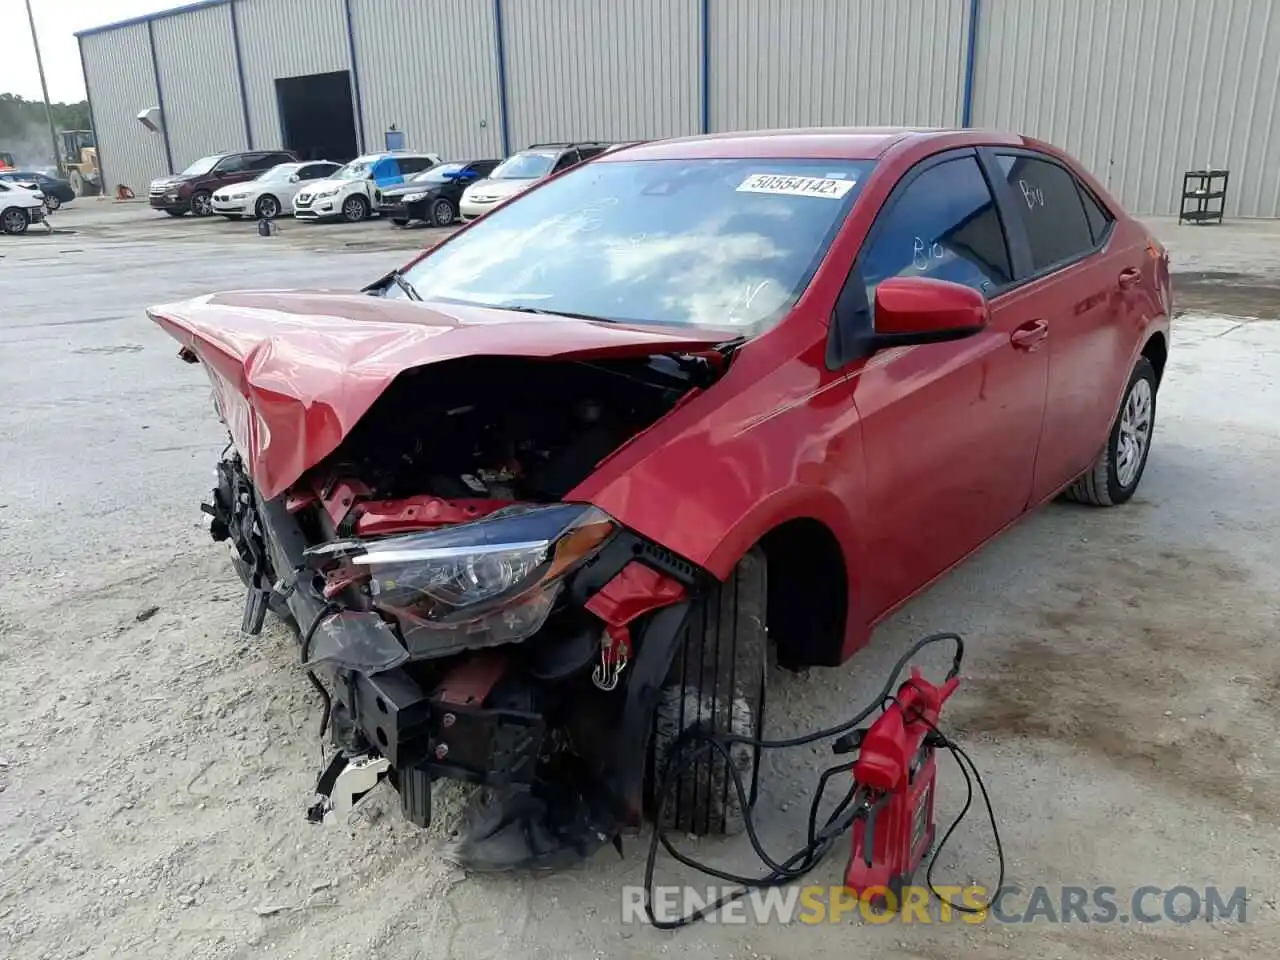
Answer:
3;0;174;103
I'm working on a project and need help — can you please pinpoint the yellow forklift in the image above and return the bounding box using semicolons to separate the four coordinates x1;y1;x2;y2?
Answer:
59;130;100;197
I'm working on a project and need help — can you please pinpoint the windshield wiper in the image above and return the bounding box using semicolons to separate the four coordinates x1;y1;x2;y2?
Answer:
500;304;615;323
387;270;421;301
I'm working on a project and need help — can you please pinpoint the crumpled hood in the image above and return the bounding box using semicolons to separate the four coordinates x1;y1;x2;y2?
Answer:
150;175;189;189
296;178;354;197
148;289;733;500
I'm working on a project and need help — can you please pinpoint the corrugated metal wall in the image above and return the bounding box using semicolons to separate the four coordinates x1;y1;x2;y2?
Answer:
973;0;1280;218
236;0;352;152
502;0;701;149
75;0;1280;217
79;23;168;193
708;0;969;132
350;0;504;159
153;3;248;170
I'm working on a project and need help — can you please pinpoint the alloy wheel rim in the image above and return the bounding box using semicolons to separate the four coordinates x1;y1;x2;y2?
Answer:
261;197;278;218
345;198;363;219
3;210;25;231
1116;378;1153;488
434;200;451;225
194;195;211;215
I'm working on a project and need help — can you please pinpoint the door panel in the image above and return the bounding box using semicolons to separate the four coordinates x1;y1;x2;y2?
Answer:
991;153;1131;500
847;153;1049;620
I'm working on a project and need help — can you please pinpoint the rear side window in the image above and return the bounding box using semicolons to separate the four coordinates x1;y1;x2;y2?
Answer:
860;155;1013;301
1079;185;1113;244
246;153;278;171
995;154;1095;271
397;157;435;175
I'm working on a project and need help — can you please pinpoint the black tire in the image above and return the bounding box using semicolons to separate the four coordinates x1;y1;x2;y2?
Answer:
430;197;456;227
255;194;281;219
190;190;213;217
1064;356;1157;506
1;207;29;235
342;194;369;223
164;209;187;217
647;547;766;836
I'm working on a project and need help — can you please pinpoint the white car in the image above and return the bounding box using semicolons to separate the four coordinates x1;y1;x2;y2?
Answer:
0;180;47;235
458;142;611;221
293;151;441;223
211;161;341;219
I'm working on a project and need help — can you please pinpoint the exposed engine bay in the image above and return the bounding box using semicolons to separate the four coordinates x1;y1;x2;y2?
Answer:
312;354;709;506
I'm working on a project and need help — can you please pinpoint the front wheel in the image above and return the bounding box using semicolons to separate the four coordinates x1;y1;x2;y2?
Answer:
1064;356;1157;506
190;190;213;217
429;197;456;227
342;194;369;222
1;207;29;235
646;547;766;836
256;194;281;219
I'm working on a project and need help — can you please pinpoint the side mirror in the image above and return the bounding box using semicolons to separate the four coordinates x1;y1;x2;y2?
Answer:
288;174;300;183
871;277;989;346
827;275;989;369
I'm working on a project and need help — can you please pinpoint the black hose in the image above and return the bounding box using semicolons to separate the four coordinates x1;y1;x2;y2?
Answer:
642;631;986;929
301;602;342;739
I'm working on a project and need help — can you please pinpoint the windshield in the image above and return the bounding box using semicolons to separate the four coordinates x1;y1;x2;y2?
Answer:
256;163;300;183
489;151;557;180
397;158;872;331
411;163;464;184
180;155;220;176
333;161;373;180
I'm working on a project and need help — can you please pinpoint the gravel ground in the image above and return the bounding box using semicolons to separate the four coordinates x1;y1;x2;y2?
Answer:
1;204;1278;959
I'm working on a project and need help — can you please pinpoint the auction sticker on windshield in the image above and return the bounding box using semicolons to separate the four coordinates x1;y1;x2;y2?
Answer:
736;173;857;199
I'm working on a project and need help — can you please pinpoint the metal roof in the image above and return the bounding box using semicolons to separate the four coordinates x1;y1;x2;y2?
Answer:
75;0;230;39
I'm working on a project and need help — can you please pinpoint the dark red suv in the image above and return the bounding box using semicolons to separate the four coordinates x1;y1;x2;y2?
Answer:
148;150;296;217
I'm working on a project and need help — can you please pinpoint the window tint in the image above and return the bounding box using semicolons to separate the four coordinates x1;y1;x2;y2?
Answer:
299;163;334;180
246;153;278;171
397;157;435;175
1078;184;1113;244
860;155;1012;304
551;151;580;173
472;160;500;177
995;154;1095;271
214;155;246;174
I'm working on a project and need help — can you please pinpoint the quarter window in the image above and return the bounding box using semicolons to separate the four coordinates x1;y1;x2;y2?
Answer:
860;155;1013;305
1079;185;1113;244
995;154;1096;271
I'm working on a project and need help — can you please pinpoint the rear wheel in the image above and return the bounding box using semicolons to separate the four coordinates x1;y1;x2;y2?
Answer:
44;195;61;212
647;548;766;836
68;169;85;196
1;207;29;235
342;194;369;222
1064;357;1157;506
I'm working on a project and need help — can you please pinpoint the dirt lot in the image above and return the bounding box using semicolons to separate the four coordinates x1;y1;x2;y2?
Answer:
1;202;1278;959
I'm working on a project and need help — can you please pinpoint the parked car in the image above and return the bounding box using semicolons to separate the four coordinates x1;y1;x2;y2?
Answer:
211;160;342;219
0;170;75;210
148;128;1170;872
376;159;501;227
0;179;47;234
149;150;296;217
458;141;611;221
293;152;442;223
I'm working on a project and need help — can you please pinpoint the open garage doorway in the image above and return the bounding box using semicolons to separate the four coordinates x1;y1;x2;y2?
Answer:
275;71;359;164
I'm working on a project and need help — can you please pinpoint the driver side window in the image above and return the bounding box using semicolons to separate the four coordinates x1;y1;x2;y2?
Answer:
214;155;246;175
861;155;1012;316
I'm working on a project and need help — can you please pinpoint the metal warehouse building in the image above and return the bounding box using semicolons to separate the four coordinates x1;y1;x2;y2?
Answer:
79;0;1280;217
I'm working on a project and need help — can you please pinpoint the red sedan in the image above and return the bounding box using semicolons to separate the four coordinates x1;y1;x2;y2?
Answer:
151;127;1170;869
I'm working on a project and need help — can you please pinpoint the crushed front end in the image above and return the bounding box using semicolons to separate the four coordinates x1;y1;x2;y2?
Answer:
195;351;723;869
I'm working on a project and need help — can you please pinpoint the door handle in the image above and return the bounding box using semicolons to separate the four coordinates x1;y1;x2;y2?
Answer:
1010;319;1049;350
1118;267;1142;289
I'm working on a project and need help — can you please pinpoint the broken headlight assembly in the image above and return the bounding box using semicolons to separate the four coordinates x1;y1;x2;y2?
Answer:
306;504;616;658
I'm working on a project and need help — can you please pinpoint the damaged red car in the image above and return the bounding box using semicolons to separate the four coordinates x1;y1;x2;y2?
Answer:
150;128;1170;870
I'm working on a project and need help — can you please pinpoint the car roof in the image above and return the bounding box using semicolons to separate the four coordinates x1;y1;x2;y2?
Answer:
603;127;1026;162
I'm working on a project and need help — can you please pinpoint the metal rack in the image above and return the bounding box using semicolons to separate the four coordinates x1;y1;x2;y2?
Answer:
1178;169;1229;224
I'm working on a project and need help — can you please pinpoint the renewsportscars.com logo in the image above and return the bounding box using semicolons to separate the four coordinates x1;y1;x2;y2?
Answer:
623;884;1250;926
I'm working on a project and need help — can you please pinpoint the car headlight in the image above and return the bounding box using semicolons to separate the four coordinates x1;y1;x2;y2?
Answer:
314;187;340;198
401;192;428;203
305;504;616;655
230;192;247;200
165;192;179;200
